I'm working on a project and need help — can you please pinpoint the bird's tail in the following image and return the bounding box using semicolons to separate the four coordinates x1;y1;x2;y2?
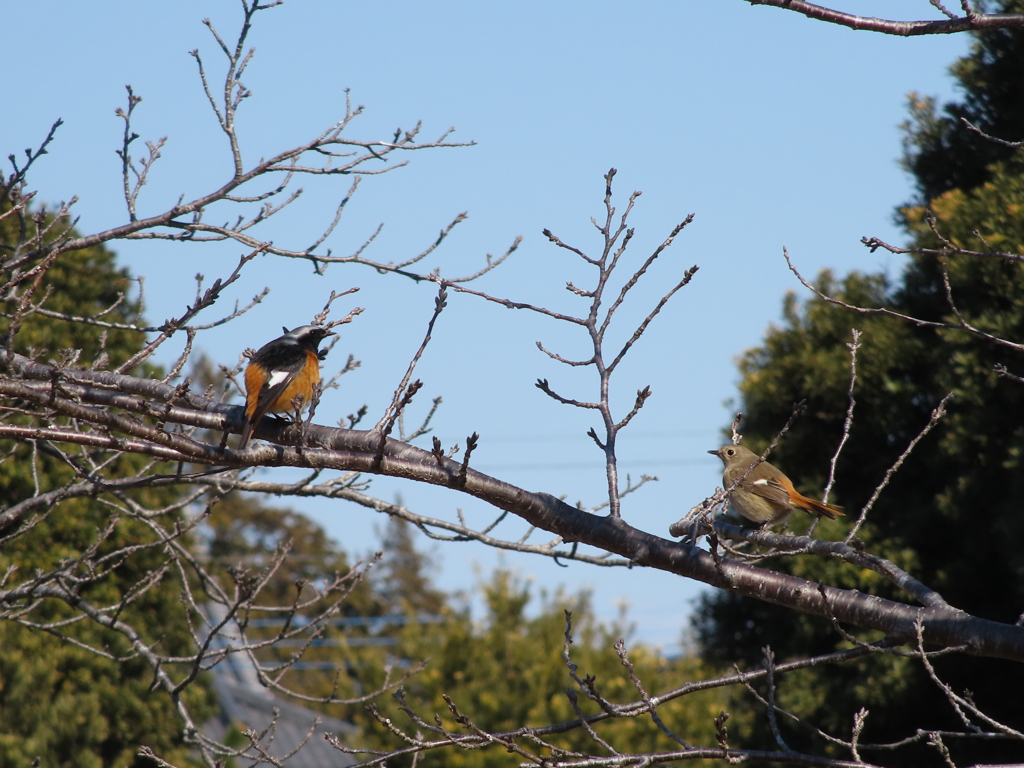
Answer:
794;493;843;520
238;420;254;449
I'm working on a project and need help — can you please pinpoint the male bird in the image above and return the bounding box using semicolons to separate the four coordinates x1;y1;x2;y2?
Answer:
239;325;335;448
708;444;843;526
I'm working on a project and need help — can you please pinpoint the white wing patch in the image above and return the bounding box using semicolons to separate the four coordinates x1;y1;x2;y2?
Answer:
752;478;769;486
267;370;291;388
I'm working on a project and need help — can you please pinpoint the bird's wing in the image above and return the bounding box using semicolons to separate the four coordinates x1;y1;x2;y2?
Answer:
742;477;793;507
251;357;307;423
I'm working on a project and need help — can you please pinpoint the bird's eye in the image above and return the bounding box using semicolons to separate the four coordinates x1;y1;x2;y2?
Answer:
726;449;734;456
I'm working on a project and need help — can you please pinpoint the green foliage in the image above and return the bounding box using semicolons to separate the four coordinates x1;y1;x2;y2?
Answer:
203;492;368;608
0;202;216;767
200;501;737;765
900;1;1024;203
696;23;1024;766
354;569;736;768
0;209;146;370
894;153;1024;618
373;515;446;616
199;492;390;707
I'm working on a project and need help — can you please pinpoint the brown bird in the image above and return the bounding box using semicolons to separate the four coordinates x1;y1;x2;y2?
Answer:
708;444;843;526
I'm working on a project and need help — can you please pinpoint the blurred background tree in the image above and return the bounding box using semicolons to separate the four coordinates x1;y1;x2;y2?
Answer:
0;204;218;768
352;567;736;768
693;5;1024;765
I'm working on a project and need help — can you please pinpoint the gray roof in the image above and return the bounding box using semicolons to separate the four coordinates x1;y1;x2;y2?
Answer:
201;603;359;767
206;669;358;768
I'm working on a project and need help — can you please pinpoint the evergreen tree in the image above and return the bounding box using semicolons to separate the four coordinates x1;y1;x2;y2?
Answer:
694;10;1024;765
200;492;392;713
901;0;1024;203
0;203;217;767
357;569;736;768
373;514;446;616
199;500;736;767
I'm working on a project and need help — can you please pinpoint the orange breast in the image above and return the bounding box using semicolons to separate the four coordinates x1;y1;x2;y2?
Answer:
244;351;321;419
243;364;263;420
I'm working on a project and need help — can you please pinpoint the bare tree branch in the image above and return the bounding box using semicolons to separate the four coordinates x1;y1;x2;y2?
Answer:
745;0;1024;36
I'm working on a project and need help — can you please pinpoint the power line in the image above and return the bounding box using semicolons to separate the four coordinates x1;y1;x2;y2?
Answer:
474;458;713;472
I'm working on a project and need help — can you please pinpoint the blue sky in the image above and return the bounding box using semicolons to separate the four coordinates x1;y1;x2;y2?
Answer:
4;1;969;650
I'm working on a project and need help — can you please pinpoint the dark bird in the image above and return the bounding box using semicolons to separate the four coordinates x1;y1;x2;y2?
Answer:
239;325;335;448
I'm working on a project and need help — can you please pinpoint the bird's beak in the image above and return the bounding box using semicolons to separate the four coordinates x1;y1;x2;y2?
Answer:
707;449;717;456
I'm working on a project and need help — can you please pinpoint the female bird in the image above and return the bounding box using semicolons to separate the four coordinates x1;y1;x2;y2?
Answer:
709;444;843;526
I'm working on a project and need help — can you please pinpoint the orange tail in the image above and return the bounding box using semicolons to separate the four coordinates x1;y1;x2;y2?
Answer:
792;493;843;520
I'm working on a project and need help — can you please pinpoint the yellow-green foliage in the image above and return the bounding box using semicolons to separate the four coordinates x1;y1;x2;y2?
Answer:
355;570;737;768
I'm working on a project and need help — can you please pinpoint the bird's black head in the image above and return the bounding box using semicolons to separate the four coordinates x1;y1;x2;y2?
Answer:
284;325;336;351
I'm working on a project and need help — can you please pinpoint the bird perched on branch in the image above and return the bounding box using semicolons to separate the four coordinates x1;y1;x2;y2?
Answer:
239;325;335;448
708;444;843;526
